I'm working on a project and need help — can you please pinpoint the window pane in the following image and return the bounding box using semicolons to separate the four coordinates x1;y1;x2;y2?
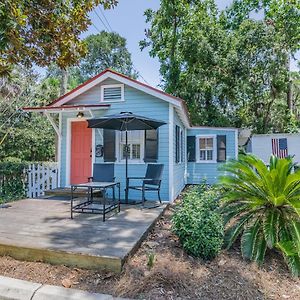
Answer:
207;150;213;160
200;150;206;160
120;131;126;143
120;131;140;143
132;144;140;159
200;138;205;149
206;138;213;148
121;144;128;160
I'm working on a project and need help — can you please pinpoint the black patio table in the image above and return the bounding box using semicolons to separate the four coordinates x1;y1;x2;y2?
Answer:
70;181;120;222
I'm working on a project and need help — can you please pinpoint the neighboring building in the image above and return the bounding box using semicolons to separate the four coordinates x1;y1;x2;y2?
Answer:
246;133;300;163
24;69;238;202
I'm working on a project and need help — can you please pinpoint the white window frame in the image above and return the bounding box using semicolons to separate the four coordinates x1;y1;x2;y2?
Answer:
196;134;217;163
100;84;125;102
115;130;145;164
176;126;184;164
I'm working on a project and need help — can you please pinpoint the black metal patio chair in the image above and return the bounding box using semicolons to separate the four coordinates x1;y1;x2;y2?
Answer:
88;163;115;183
125;164;164;207
88;163;116;200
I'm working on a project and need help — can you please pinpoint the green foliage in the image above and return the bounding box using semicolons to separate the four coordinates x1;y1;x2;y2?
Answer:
0;0;118;76
0;161;28;202
0;67;56;161
141;0;300;133
172;185;224;260
46;31;138;89
80;32;138;81
219;154;300;276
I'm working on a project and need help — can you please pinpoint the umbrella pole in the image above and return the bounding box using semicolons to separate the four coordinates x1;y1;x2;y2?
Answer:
125;129;128;204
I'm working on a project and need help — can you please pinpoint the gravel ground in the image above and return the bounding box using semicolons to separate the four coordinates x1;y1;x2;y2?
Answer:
0;203;299;299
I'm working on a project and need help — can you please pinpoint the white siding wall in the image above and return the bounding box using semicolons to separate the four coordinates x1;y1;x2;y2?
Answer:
250;134;300;163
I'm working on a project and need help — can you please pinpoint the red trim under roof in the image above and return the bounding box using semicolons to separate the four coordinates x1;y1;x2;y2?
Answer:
23;104;110;111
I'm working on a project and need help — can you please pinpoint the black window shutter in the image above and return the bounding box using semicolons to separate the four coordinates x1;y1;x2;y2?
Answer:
144;129;158;162
175;125;180;163
187;136;196;162
217;135;227;162
103;129;116;162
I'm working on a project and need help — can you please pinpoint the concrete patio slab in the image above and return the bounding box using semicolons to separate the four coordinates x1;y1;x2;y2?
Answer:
0;198;166;272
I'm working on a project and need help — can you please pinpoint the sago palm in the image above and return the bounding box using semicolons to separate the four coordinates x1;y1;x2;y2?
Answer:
219;154;300;276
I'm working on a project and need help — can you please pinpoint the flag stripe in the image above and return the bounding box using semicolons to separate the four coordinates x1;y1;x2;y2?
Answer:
272;138;288;158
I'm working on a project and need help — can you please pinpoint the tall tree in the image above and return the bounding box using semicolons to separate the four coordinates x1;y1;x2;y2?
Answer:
80;32;138;81
225;0;300;112
0;0;117;77
142;0;300;133
141;0;234;126
46;31;138;91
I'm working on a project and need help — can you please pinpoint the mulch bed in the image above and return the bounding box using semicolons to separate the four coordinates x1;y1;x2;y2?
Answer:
0;201;299;299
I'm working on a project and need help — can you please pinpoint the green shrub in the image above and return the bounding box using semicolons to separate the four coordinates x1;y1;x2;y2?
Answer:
172;185;224;260
0;161;28;202
220;154;300;276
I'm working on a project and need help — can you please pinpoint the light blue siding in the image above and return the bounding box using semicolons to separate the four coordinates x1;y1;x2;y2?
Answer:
58;76;238;202
59;80;170;201
173;109;186;198
186;128;237;184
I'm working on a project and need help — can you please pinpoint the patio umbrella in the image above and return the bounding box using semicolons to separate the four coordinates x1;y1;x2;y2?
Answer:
87;112;167;203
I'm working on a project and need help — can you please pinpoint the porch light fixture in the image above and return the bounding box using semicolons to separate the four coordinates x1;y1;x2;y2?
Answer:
76;112;84;118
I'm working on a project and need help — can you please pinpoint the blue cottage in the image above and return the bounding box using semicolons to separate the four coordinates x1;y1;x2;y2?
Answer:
24;69;238;202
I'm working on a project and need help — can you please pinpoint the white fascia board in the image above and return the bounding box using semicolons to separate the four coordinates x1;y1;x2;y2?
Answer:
188;126;238;132
175;107;190;128
24;106;108;113
52;73;111;107
52;71;182;108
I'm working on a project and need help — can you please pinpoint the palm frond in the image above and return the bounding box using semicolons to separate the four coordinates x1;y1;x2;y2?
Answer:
224;212;254;249
252;229;267;265
263;208;280;248
241;218;261;259
277;241;300;277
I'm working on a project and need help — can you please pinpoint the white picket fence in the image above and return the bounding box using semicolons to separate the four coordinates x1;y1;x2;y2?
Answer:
26;163;59;198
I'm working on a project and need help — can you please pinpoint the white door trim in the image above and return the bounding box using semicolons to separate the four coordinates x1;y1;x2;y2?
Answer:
66;117;94;187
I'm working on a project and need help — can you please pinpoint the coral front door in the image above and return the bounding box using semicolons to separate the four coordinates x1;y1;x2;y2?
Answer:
70;120;92;184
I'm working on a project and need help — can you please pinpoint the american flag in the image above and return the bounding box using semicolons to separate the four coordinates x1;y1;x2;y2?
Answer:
272;138;288;158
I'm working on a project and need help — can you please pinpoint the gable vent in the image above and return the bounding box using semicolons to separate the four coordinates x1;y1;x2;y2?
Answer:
102;84;124;102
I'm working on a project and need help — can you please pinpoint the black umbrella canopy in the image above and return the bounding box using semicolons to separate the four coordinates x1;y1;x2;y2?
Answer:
87;112;167;131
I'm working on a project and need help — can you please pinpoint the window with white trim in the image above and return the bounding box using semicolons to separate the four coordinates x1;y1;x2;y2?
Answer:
118;130;144;162
197;135;216;162
101;84;124;102
175;125;184;163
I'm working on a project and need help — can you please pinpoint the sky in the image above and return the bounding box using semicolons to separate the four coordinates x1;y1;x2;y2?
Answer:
84;0;298;88
86;0;233;87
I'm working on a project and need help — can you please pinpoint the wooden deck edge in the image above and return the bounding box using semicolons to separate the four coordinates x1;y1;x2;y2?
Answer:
0;244;123;273
122;204;169;265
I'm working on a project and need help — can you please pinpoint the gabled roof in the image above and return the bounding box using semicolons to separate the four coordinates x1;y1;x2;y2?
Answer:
45;68;191;127
24;68;238;131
